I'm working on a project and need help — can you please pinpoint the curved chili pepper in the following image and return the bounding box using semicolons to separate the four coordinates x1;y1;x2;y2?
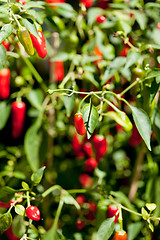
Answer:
0;68;10;100
92;135;107;161
1;40;10;51
30;30;47;58
55;61;64;82
74;113;86;135
18;28;34;56
11;101;26;139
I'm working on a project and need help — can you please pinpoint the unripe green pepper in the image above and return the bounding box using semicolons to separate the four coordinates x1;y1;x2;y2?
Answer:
18;28;34;56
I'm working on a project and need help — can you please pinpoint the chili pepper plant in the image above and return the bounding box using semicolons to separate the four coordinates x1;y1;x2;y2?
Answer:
0;0;160;239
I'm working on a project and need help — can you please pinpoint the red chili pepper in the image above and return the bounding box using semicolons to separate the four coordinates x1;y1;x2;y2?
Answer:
76;195;86;205
26;205;40;221
76;219;85;230
80;0;93;8
88;202;97;212
96;0;109;9
107;205;119;223
79;173;93;188
0;201;11;208
1;40;10;51
85;211;95;221
112;231;127;240
74;113;86;136
0;68;10;100
4;225;19;240
129;123;142;147
45;0;65;6
83;142;93;157
92;135;107;159
96;15;106;23
84;157;97;172
55;61;64;82
94;45;103;65
30;30;47;58
11;101;26;139
17;0;26;4
119;47;129;57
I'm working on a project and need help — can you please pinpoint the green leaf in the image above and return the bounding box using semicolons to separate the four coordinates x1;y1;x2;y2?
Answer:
157;56;160;64
12;215;26;238
24;1;45;9
55;3;77;19
31;166;46;186
127;222;143;240
0;212;12;233
82;103;99;139
146;203;156;212
27;89;43;110
0;186;16;201
87;8;104;26
21;18;39;38
149;222;154;232
125;50;141;69
145;69;160;79
141;207;149;220
0;102;11;130
145;3;160;8
106;111;132;131
15;204;25;216
22;181;29;190
0;23;13;43
0;44;6;70
98;44;115;60
97;217;115;240
130;106;151;151
63;94;76;117
81;55;100;65
119;20;131;35
62;192;80;210
24;115;43;171
133;10;147;30
102;57;126;85
82;71;99;88
52;52;69;61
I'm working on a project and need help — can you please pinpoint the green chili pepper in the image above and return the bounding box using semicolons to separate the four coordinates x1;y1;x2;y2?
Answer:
18;28;34;56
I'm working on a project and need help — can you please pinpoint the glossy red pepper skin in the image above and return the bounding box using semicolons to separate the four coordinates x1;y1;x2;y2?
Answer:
107;205;119;223
83;142;93;157
0;68;10;100
76;219;85;230
72;133;82;154
93;135;107;159
17;0;26;4
74;113;86;135
1;40;10;51
45;0;65;5
55;61;64;82
112;231;127;240
85;157;98;172
96;15;106;23
129;123;142;147
76;195;86;205
11;102;26;139
30;30;47;58
26;205;40;221
4;225;19;240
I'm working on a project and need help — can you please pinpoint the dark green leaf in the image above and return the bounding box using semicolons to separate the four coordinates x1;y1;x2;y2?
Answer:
0;102;11;130
82;103;99;139
0;186;16;201
27;89;43;110
12;215;26;238
133;10;147;30
0;44;6;70
21;18;39;38
62;192;80;210
145;69;160;79
31;166;46;186
125;50;141;69
0;212;12;233
0;23;13;43
97;217;115;240
130;106;151;151
82;72;99;88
